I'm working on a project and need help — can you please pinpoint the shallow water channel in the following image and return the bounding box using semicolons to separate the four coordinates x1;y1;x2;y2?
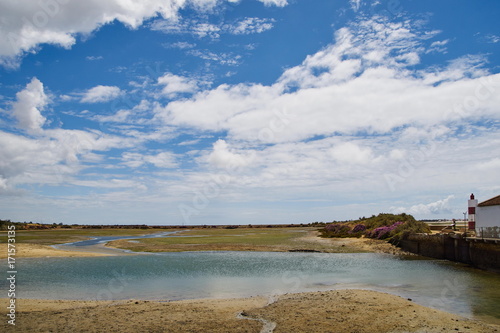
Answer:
6;234;500;324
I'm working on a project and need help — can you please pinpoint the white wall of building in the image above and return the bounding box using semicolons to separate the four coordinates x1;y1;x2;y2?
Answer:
477;205;500;228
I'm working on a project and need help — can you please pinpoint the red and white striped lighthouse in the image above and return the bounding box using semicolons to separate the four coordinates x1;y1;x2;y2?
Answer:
468;193;478;230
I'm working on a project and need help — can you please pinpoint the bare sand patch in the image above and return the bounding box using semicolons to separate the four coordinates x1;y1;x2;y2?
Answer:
0;243;109;259
2;290;498;332
294;230;411;255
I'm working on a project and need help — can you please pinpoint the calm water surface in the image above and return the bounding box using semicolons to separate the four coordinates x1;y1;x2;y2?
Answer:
5;251;500;324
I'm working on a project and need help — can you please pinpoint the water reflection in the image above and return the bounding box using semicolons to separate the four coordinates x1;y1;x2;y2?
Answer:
6;252;500;324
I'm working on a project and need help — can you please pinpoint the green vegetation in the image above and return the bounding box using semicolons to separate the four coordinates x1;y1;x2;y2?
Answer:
390;219;432;241
107;227;365;253
320;213;430;241
362;213;416;229
110;228;310;252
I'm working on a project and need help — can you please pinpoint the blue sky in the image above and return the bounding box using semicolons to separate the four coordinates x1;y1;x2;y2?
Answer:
0;0;499;225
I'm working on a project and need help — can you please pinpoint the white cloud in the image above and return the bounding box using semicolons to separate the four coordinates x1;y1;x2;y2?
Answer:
2;14;499;223
154;18;500;145
151;16;276;39
0;0;279;68
482;34;500;44
349;0;362;12
158;73;199;97
81;85;122;103
427;39;448;54
476;158;500;170
164;41;196;49
122;151;177;169
10;77;48;133
207;139;255;170
146;152;178;168
0;78;146;193
391;195;455;216
86;55;103;61
187;49;242;65
258;0;288;7
330;142;374;164
228;17;275;35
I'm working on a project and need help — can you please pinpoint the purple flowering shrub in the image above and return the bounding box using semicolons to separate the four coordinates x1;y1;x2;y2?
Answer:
319;214;423;240
366;221;404;239
350;224;366;233
321;223;351;238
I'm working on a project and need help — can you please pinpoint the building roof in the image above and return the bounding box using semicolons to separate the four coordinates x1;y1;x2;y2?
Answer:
478;195;500;207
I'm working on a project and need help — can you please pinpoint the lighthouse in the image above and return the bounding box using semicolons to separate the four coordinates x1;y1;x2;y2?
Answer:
468;193;478;230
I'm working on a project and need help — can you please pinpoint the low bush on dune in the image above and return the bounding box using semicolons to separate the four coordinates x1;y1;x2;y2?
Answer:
320;213;430;240
389;219;431;241
366;222;404;240
321;223;352;238
349;224;367;236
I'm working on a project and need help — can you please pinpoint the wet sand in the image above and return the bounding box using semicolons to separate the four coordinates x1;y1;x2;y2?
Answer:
2;289;498;332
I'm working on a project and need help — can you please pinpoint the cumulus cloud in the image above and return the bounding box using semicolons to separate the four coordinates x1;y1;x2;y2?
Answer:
258;0;288;7
81;85;122;103
10;77;48;133
330;142;374;164
208;139;255;170
158;73;199;97
0;0;280;68
391;195;455;216
0;77;146;193
154;17;500;144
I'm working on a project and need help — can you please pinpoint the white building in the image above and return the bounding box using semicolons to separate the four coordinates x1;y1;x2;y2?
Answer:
476;194;500;228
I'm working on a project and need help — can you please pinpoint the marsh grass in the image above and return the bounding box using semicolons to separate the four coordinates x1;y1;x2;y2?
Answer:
107;227;338;253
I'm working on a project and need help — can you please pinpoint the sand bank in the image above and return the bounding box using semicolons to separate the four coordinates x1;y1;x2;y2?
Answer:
1;289;498;332
0;243;109;259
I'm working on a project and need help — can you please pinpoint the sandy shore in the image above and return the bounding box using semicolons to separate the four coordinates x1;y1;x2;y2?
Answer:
2;289;498;332
0;243;109;259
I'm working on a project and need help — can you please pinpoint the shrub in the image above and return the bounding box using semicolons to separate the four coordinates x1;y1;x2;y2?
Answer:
350;224;366;233
321;223;351;238
366;222;404;239
347;224;366;237
390;220;432;241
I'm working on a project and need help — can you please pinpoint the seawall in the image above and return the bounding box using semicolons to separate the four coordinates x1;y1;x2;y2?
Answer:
394;233;500;273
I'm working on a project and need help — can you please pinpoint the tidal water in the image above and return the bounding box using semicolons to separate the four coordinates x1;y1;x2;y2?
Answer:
5;251;500;323
53;231;179;247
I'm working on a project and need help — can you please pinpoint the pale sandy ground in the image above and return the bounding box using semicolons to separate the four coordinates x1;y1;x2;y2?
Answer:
0;243;109;258
1;290;499;332
294;231;412;255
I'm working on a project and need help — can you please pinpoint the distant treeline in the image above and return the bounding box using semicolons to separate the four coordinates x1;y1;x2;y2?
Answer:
0;219;326;231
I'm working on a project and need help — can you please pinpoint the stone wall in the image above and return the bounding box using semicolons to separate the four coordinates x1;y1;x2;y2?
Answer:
395;234;500;273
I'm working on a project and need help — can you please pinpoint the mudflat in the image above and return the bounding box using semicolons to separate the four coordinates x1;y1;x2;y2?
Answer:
2;289;498;332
